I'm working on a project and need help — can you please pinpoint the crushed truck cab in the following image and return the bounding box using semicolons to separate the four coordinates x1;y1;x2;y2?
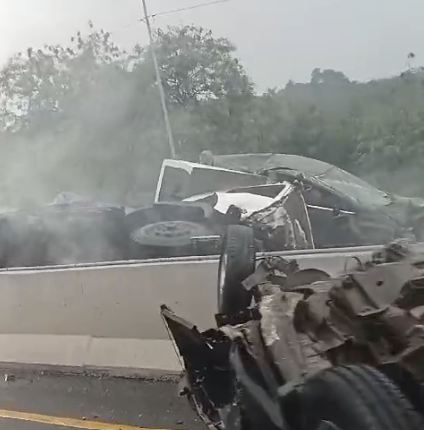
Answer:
126;159;314;258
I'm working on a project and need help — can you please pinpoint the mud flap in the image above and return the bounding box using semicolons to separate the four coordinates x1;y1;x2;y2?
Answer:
160;304;209;363
160;305;234;421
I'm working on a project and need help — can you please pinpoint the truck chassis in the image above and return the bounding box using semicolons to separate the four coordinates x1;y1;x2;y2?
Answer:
161;225;424;430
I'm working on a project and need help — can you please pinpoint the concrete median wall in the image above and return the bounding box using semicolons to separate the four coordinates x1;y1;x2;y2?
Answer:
0;334;182;377
0;245;390;376
0;258;221;376
0;259;218;339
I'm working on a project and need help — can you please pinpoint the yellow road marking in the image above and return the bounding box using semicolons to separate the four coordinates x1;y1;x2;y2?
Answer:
0;408;175;430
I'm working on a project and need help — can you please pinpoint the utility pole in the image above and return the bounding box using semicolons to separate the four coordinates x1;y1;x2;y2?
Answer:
141;0;176;158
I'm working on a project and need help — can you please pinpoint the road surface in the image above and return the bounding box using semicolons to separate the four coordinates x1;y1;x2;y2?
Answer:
0;370;206;430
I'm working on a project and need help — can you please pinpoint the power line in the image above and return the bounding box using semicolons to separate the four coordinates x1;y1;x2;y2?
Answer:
149;0;233;19
111;0;235;35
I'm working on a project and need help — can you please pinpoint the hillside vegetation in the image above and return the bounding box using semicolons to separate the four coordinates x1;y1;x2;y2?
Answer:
0;23;422;207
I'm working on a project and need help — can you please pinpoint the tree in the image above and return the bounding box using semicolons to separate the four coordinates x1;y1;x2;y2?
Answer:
0;22;257;206
1;20;424;209
150;25;254;108
311;68;350;85
0;23;165;206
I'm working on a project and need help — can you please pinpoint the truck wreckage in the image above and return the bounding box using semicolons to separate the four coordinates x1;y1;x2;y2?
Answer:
161;225;424;430
126;159;315;258
1;152;424;267
129;153;424;259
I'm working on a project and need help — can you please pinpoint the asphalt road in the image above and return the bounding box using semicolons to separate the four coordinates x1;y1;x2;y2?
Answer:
0;370;206;430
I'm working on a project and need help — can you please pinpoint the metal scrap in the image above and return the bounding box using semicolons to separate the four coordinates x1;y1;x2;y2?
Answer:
160;241;424;430
246;242;424;380
213;241;424;382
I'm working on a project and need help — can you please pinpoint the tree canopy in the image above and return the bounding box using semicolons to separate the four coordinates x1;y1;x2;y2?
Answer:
0;22;422;208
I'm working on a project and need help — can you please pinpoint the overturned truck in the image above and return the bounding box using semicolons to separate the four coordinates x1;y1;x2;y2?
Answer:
161;225;424;430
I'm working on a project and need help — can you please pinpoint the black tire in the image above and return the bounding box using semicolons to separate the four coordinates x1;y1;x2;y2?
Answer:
292;365;424;430
218;225;256;315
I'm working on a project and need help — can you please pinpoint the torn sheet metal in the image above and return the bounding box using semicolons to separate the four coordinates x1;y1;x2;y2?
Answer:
245;186;310;251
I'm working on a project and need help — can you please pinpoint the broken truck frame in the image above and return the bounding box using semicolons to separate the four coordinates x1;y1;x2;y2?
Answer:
161;225;424;430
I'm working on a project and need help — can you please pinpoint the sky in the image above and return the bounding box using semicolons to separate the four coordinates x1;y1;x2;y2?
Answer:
0;0;423;91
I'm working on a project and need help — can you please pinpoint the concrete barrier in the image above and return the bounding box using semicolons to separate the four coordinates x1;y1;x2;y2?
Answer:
0;334;181;377
0;259;217;339
0;248;380;339
0;258;221;376
0;244;406;376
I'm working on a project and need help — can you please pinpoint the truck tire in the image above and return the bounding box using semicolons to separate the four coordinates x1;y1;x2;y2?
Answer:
292;365;424;430
218;225;256;315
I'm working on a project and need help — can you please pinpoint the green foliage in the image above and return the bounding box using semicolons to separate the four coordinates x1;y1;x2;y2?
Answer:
152;25;253;107
0;21;423;207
